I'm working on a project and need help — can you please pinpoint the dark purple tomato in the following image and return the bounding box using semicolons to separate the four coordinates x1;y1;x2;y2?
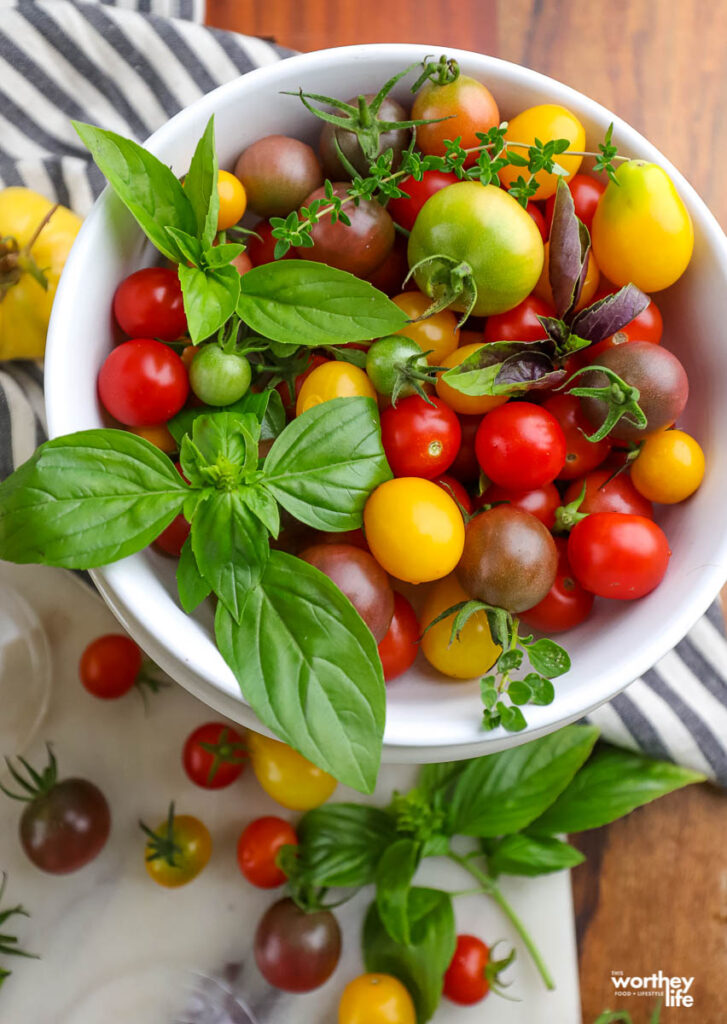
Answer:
578;342;689;442
456;505;558;613
254;898;342;993
234;135;323;218
299;542;394;641
20;778;111;874
320;95;411;179
297;183;395;276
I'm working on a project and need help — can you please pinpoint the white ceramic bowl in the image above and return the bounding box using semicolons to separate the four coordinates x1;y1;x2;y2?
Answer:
45;43;727;763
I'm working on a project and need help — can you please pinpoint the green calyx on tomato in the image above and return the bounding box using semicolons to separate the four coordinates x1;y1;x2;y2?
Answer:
140;801;184;868
562;363;647;442
0;874;38;986
552;481;589;534
365;335;444;405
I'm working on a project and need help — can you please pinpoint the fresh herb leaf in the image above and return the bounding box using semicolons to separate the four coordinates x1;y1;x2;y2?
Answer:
168;388;285;447
203;242;246;268
417;762;466;805
237;260;408;347
182;115;219;248
486;833;585;877
215;550;386;793
446;725;599;837
178;264;241;343
570;283;650;345
440;339;559;397
548;177;591;318
529;745;706;835
524;637;571;679
363;888;456;1024
0;430;188;568
295;805;397;888
176;536;211;613
165;226;203;266
263;396;392;531
72;121;196;263
375;838;421;945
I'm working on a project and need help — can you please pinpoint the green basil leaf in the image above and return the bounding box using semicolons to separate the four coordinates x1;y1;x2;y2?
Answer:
446;724;600;837
215;549;385;793
486;833;585;877
238;484;280;537
0;429;188;568
192;410;257;469
165;226;203;267
420;834;450;858
375;838;420;945
363;888;456;1024
191;491;269;620
263;396;391;530
417;762;466;801
182;115;219;248
178;264;241;343
237;260;409;346
204;242;245;268
168;388;285;446
73;121;196;263
529;745;706;835
295;804;396;888
176;536;211;613
526;638;571;679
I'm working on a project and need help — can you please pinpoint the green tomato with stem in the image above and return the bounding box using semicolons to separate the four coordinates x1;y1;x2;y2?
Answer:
189;345;252;407
365;335;436;403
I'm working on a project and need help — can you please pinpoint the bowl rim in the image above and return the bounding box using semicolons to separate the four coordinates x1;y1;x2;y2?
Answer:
45;42;727;758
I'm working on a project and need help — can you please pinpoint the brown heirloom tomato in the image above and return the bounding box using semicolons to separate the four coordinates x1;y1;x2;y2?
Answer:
297;183;394;276
320;95;411;179
299;543;395;642
234;135;323;218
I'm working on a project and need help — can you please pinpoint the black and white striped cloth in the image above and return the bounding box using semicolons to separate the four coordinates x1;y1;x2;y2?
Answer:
2;0;727;784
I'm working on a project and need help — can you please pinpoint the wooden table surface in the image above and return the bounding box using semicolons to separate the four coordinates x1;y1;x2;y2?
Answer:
206;3;727;1020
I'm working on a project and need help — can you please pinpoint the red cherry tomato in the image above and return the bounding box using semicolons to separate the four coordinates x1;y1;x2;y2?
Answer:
381;395;461;479
543;393;612;480
377;592;420;682
564;468;654;519
275;353;328;418
79;634;142;699
182;723;247;789
98;339;189;426
478;481;560;530
388;170;461;231
113;267;187;341
435;475;473;514
448;414;482;481
475;402;566;490
526;202;548;241
483;295;555;344
444;935;494;1005
237;816;298;889
545;173;606;234
153;513;190;557
247;220;294;265
520;537;594;632
568;513;671;599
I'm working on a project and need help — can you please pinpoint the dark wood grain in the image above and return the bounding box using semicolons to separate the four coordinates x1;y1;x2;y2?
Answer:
205;3;727;1020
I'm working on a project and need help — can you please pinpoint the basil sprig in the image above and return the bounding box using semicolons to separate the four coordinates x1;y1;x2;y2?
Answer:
0;397;391;793
283;725;704;1021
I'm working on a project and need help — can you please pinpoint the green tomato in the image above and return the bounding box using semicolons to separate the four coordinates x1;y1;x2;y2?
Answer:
365;335;429;398
407;181;544;316
189;346;251;407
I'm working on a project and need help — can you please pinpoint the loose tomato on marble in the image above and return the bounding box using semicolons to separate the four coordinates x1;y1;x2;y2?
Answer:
338;973;417;1024
381;395;461;479
568;513;671;599
377;592;420;682
543;393;612;479
248;733;337;811
255;898;341;993
79;633;142;699
475;402;566;490
444;935;512;1006
237;816;298;889
183;722;247;789
520;537;594;633
142;803;211;888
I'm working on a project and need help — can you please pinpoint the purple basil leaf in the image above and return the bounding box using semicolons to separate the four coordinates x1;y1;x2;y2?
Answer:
570;283;650;344
549;178;591;319
494;352;564;393
537;315;570;349
441;339;550;397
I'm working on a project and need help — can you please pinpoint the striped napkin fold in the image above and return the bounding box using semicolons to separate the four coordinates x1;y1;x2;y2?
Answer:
1;0;726;783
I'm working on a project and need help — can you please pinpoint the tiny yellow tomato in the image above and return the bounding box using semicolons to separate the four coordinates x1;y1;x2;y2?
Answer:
421;575;501;679
630;429;705;504
248;733;338;810
217;169;247;230
296;361;376;415
499;105;586;199
436;343;509;416
392;292;460;364
338;973;417;1024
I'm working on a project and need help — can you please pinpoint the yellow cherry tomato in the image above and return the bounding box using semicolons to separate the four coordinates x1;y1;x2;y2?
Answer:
0;188;82;359
338;973;417;1024
296;361;376;415
248;732;338;810
392;292;460;364
130;423;177;453
142;805;212;888
217;169;247;230
591;160;694;292
420;575;501;679
498;105;586;199
364;477;465;584
630;429;705;504
436;343;509;415
534;240;600;311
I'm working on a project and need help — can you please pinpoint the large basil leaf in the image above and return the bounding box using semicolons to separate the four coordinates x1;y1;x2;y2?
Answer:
182;115;219;249
486;833;584;877
178;264;241;343
363;888;456;1024
446;725;599;837
73;121;196;263
168;388;285;447
263;397;391;530
295;804;396;888
191;491;269;619
375;838;421;945
417;762;466;802
0;430;188;568
176;536;211;613
529;745;705;835
215;550;386;793
237;260;409;346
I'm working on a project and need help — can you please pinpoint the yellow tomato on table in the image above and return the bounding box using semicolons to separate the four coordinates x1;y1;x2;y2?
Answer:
339;974;417;1024
248;732;337;810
